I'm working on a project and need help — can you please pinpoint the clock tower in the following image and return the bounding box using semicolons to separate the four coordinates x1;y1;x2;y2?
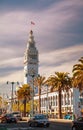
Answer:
24;30;38;84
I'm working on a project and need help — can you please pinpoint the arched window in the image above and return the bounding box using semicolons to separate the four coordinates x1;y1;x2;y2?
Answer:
64;93;66;105
51;96;52;106
56;95;58;106
71;91;73;104
53;96;55;106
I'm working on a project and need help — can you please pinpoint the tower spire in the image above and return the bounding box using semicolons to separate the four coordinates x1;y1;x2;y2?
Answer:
27;30;35;48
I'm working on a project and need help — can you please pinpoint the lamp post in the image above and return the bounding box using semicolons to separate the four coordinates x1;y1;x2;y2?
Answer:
7;81;19;112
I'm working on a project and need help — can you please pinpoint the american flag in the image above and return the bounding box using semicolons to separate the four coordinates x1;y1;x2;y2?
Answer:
31;21;35;25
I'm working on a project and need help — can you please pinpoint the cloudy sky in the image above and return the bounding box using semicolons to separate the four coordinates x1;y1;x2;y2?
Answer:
0;0;83;95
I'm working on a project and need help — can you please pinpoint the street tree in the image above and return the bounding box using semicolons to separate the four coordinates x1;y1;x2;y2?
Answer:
72;57;83;91
17;84;31;117
34;75;46;113
47;72;71;119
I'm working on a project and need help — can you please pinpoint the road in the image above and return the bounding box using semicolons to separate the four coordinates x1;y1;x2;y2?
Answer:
0;122;52;130
0;120;72;130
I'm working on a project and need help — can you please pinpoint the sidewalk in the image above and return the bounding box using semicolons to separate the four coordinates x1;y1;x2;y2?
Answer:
22;117;72;123
49;118;72;121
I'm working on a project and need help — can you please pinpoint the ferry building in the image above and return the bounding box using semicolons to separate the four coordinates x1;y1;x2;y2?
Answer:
23;30;81;118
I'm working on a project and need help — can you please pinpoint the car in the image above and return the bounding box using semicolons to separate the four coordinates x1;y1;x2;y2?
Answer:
28;114;50;127
11;111;22;121
72;116;83;130
64;114;72;120
0;113;17;123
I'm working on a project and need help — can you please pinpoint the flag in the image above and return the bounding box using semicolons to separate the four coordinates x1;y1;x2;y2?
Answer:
31;21;35;25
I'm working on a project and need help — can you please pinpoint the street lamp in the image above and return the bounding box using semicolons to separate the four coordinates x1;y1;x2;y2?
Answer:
7;81;19;112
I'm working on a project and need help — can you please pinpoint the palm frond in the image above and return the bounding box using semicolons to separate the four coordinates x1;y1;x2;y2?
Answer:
72;56;83;90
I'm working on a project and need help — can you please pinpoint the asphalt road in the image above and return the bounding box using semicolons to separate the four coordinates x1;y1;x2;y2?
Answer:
0;125;54;130
0;121;58;130
0;119;72;130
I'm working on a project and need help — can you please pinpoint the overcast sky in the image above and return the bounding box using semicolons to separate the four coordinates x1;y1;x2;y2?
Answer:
0;0;83;95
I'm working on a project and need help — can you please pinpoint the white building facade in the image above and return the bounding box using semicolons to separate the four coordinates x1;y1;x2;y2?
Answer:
34;87;81;118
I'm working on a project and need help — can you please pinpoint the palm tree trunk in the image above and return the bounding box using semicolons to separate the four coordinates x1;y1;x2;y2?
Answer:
18;100;19;111
38;86;41;113
58;89;62;118
24;97;26;117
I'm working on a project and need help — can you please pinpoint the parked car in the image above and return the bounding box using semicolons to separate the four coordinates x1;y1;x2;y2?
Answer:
28;114;50;127
0;113;17;123
64;114;72;120
11;111;22;121
72;116;83;130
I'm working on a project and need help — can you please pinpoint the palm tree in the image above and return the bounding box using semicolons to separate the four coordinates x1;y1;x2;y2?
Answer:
0;96;2;108
72;57;83;91
47;72;71;119
17;84;31;117
34;75;46;113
